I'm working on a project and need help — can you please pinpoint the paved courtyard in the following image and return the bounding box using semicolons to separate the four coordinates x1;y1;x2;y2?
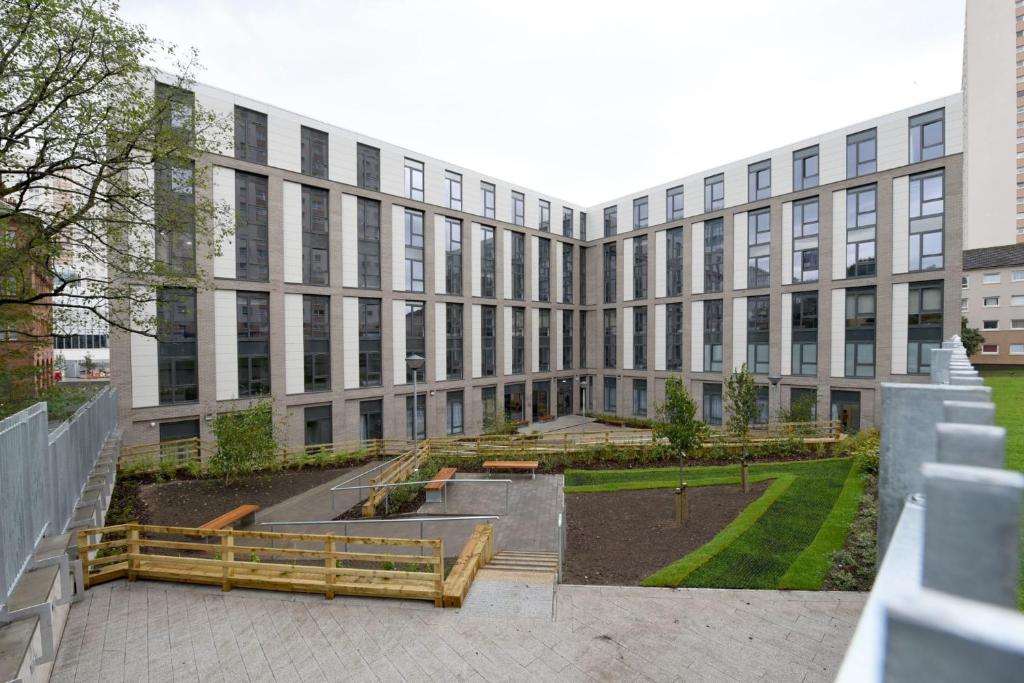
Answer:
52;580;864;682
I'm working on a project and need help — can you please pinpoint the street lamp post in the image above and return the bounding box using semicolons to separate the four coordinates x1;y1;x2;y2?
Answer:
768;374;782;423
406;354;425;463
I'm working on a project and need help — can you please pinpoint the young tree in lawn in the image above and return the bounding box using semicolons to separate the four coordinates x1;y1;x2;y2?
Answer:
725;363;759;491
960;317;984;357
654;376;709;465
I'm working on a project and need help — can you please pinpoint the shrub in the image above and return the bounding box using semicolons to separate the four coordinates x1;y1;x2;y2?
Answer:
653;377;709;458
208;400;280;482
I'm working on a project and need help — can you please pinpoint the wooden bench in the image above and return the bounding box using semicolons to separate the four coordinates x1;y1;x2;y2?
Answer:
425;467;457;503
482;460;539;479
199;504;259;531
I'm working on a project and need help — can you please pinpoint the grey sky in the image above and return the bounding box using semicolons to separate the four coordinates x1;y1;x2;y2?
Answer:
119;0;966;206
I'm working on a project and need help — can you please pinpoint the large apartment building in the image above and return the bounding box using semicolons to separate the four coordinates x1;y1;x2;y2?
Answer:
112;81;963;449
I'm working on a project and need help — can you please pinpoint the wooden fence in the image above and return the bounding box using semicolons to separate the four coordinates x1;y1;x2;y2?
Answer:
443;523;495;607
361;444;423;517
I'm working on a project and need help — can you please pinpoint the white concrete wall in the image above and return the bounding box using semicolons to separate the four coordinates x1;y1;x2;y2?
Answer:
434;215;446;295
530;308;539;372
341;194;358;288
392;301;406;386
267;110;300;172
781;292;793;375
690;301;703;372
129;294;158;408
471;304;483;378
554;241;563;304
434;302;446;381
831;288;846;377
733;212;747;291
622;238;634;301
503;230;513;299
503;306;513;375
781;202;793;286
391;205;405;291
471;223;483;298
732;297;747;371
622;306;634;370
283;293;304;394
654;230;667;298
555;309;564;371
891;283;909;374
891;176;909;275
690;221;704;295
654;304;666;371
832;189;847;281
282;181;302;283
212;166;235;279
343;297;359;389
214;289;239;401
529;236;539;301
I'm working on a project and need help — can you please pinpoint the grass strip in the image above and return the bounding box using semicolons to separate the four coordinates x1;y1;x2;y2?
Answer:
640;475;796;587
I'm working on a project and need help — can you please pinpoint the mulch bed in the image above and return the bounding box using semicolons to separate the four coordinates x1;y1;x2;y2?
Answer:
563;481;771;586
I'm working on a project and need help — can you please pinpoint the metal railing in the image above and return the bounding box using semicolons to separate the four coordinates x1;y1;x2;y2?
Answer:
331;477;513;516
259;516;500;556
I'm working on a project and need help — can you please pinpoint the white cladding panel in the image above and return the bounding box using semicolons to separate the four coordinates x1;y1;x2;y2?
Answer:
503;230;513;298
214;289;239;401
555;309;564;371
284;293;304;394
434;303;446;381
622;238;634;301
690;222;704;294
622;306;634;370
684;183;702;220
471;223;483;298
328;132;356;185
648;189;666;227
193;86;234;156
471;304;483;378
771;149;793;196
343;297;359;389
379;146;404;198
434;215;446;294
781;202;793;286
212;166;236;279
654;304;667;371
503;306;514;375
876;110;908;172
891;176;909;275
654;230;667;298
819;136;845;186
391;205;405;291
530;308;539;372
282;181;302;283
267;111;300;172
724;160;746;208
690;301;703;372
891;283;909;374
832;189;847;281
392;301;406;386
554;241;563;304
529;235;539;301
781;292;793;376
341;194;358;288
733;212;747;290
732;297;747;371
831;288;846;377
130;295;159;408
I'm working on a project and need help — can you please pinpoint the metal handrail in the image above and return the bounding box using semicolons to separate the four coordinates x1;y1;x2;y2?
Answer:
331;477;513;515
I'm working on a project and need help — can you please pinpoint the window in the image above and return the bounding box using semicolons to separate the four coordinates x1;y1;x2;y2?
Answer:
359;399;383;442
603;243;617;303
983;273;1001;284
846;185;877;278
704;174;725;212
747;295;770;374
157;288;197;405
633;235;648;299
633;196;648;229
634;306;648;371
358;299;382;387
1014;270;1024;282
358;198;381;288
791;292;818;376
666;228;683;296
481;305;496;377
237;291;271;397
604;377;617;414
962;276;969;288
304;405;332;447
445;218;462;295
793;198;819;283
633;379;648;418
909;170;944;271
666;186;685;221
604;205;617;237
1010;295;1024;306
303;295;330;392
562;309;574;369
790;388;818;420
405;302;425;383
703;383;723;425
562;244;574;303
481;226;495;297
404;158;424;201
404;209;424;292
406;394;426;440
445;171;463;210
538;309;551;372
300;126;328;178
446;303;463;380
302;186;329;285
982;344;999;355
580;212;587;240
539;199;550;231
504;383;525;422
832;390;861;433
235;172;269;281
747;209;771;288
538;238;551;302
481;387;497;428
159;419;199;462
511;232;525;299
156;82;193;133
579;310;588;367
154;161;196;274
667;303;684;371
961;298;968;312
579;247;588;305
847;129;877;178
234;106;266;164
752;386;769;424
357;143;380;191
984;296;1000;307
983;320;999;330
538;382;554;421
512;307;525;374
793;146;819;190
512;191;525;226
909;109;944;163
748;159;771;201
603;309;617;369
704;300;723;372
704;219;724;293
481;182;496;218
446;391;464;435
563;206;574;237
845;288;876;378
1011;344;1024;355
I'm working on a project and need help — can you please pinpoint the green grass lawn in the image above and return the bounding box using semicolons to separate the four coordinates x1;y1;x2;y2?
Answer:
565;457;860;590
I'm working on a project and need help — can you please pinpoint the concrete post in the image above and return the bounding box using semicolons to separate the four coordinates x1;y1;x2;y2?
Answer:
929;349;953;384
935;423;1006;468
943;400;995;426
921;463;1023;607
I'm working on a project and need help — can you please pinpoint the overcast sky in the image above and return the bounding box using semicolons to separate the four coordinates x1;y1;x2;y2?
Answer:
119;0;966;206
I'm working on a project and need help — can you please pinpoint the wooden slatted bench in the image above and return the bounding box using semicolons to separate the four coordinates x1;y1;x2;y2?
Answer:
199;504;259;531
482;460;539;479
425;467;457;503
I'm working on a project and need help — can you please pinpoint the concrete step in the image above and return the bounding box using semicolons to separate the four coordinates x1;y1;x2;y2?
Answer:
488;551;559;575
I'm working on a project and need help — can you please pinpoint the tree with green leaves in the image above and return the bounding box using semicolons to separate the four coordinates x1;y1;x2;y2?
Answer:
208;400;280;482
960;316;984;357
653;376;709;458
725;364;759;489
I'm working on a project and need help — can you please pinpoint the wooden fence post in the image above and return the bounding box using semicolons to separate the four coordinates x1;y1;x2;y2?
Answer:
435;539;444;608
127;525;140;581
325;536;335;600
564;433;569;456
221;532;234;592
77;529;90;589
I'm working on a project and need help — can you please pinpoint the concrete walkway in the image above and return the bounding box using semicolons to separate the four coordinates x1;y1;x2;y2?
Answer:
254;460;385;525
52;580;865;682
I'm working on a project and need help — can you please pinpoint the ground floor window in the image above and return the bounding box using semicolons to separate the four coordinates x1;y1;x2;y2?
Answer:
532;381;551;421
504;383;525;423
406;394;426;440
703;383;722;425
360;399;383;442
159;419;199;462
831;389;861;433
557;378;572;417
789;388;817;421
304;405;332;447
446;391;464;435
603;377;617;414
633;379;647;417
481;386;497;429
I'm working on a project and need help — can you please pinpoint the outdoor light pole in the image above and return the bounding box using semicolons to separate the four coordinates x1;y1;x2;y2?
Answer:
768;374;782;422
406;354;425;461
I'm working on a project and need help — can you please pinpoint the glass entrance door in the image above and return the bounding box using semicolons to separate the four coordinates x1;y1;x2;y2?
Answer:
830;390;861;433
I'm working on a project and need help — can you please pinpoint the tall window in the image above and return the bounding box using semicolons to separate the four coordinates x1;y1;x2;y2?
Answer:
511;232;525;299
755;386;769;424
604;205;617;237
562;244;574;303
305;406;332;447
563;309;574;369
666;228;683;296
504;383;525;422
157;288;197;405
791;388;817;420
580;212;587;240
633;196;648;229
405;301;425;382
704;300;723;372
539;199;550;231
792;198;819;283
908;282;944;374
481;226;495;297
359;399;383;442
603;243;617;303
481;387;497;427
579;310;588;367
234;106;266;164
747;209;771;288
538;308;551;371
237;291;270;397
562;207;573;237
300;126;328;178
512;307;525;374
357;198;381;288
406;395;426;440
704;218;724;293
481;305;496;377
704;173;724;212
604;377;617;413
633;235;648;299
445;218;462;294
538;238;551;302
303;295;330;391
910;109;944;163
446;303;463;380
445;171;462;210
481;182;496;218
666;303;684;372
666;186;684;221
845;288;876;378
748;160;771;201
512;191;525;226
633;379;647;418
302;186;329;285
446;391;464;435
793;145;819;190
847;129;877;179
747;295;769;374
405;158;424;201
792;292;818;376
847;185;877;278
909;170;944;271
235;172;269;281
357;143;380;191
633;306;647;370
703;383;722;425
603;309;617;369
358;299;382;387
154;160;195;274
404;209;424;291
579;247;588;305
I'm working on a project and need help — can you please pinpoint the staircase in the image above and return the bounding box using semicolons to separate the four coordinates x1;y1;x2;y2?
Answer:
482;550;560;581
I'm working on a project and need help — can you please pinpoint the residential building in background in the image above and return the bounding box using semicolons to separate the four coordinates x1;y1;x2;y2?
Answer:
962;243;1024;365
